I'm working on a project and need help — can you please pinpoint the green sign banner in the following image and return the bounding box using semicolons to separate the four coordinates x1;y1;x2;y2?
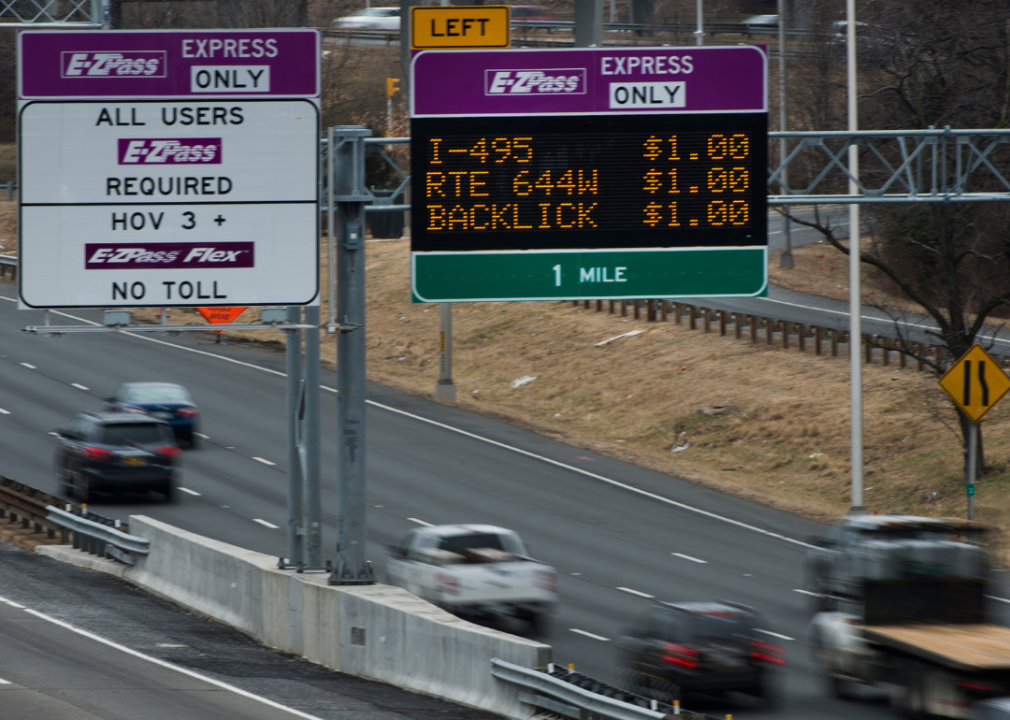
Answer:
412;247;768;303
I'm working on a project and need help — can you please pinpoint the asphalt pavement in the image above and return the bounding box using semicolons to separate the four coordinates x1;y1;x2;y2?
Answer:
0;539;499;720
0;279;900;720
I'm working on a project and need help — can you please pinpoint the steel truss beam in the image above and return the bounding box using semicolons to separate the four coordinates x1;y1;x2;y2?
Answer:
1;0;104;26
768;128;1010;204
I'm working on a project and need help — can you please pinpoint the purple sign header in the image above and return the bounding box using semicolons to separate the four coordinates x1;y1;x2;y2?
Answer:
85;242;255;270
20;30;319;99
411;46;766;117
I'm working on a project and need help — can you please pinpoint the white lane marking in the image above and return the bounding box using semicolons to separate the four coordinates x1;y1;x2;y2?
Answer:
179;487;201;496
987;595;1010;604
20;363;35;369
569;628;610;642
0;408;9;415
252;457;276;466
617;587;654;599
756;629;794;641
194;433;209;439
253;519;279;529
20;608;328;719
156;643;187;648
5;601;25;609
793;588;823;597
672;552;707;564
0;678;9;684
71;383;89;391
407;517;433;527
0;295;817;550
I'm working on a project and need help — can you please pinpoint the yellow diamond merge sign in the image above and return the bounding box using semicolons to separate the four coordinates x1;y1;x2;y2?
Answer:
938;344;1010;423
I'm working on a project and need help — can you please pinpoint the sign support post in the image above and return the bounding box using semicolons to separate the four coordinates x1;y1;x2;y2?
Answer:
329;127;376;586
435;302;457;400
968;421;978;521
285;305;305;567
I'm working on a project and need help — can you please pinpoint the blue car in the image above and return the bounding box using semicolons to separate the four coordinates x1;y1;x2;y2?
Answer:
106;382;200;448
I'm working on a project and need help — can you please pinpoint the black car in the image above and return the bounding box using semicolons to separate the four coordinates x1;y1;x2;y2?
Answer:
617;601;784;707
105;382;200;448
53;411;181;502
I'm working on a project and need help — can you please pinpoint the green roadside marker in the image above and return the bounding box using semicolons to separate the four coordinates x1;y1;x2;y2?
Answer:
967;484;976;497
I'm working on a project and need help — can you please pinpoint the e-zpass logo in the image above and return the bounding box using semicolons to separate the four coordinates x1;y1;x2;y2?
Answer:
61;51;167;78
118;138;221;165
486;69;586;95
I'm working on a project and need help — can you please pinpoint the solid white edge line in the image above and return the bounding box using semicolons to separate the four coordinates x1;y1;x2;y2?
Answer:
252;457;276;466
756;628;794;641
253;519;279;529
71;383;89;391
6;601;25;609
987;595;1010;604
179;487;201;496
569;628;610;642
20;608;328;720
0;295;815;550
672;552;707;564
616;587;654;599
407;517;433;527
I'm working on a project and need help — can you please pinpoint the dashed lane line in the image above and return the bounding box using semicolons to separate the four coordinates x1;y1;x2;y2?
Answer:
569;629;610;642
793;589;822;597
0;296;818;551
20;363;36;370
253;519;279;529
0;408;9;415
252;457;276;466
407;517;433;527
672;552;707;564
71;383;89;391
179;488;201;496
194;433;209;439
756;629;795;641
616;587;654;599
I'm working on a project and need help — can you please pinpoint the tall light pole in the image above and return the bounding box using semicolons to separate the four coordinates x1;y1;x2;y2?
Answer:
777;0;793;268
847;0;866;515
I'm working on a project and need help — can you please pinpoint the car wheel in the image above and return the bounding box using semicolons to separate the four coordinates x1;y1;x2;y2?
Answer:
76;477;92;505
755;672;784;710
161;482;176;503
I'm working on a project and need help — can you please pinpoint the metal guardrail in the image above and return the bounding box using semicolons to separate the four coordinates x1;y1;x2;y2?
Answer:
0;476;70;544
0;255;16;281
46;505;149;565
491;659;715;720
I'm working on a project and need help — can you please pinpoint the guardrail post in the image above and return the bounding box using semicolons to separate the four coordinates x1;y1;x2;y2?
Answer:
608;300;615;314
830;329;839;356
621;300;628;317
596;300;602;312
688;305;697;330
634;300;641;320
797;324;806;352
719;311;727;336
881;337;890;366
815;326;823;355
749;315;758;344
899;342;907;368
660;300;668;321
674;303;683;324
782;321;791;349
865;335;873;364
703;307;711;333
765;317;774;345
733;313;742;339
916;343;925;371
647;299;656;321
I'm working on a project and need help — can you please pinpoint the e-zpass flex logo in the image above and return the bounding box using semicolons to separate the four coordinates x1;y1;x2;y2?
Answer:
61;51;167;78
485;68;586;95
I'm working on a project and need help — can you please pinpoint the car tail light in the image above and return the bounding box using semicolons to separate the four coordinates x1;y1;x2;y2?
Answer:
662;643;699;668
751;639;786;665
81;446;113;461
436;573;461;595
177;407;199;418
533;569;557;592
123;406;147;414
957;681;994;692
155;445;182;460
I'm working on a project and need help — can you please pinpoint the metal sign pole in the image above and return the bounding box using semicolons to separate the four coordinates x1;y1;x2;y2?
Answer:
330;126;376;586
304;303;322;567
284;306;305;567
435;303;457;400
968;421;978;521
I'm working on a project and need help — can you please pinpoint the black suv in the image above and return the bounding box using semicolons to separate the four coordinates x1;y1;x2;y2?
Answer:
617;601;784;707
54;412;181;502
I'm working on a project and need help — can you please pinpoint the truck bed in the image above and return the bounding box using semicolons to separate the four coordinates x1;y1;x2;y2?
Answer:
864;624;1010;672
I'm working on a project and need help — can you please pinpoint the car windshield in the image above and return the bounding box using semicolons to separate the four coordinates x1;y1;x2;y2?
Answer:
440;533;505;554
128;386;193;404
684;611;755;644
101;423;169;445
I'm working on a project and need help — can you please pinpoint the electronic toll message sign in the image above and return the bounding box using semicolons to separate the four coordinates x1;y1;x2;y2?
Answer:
410;46;768;303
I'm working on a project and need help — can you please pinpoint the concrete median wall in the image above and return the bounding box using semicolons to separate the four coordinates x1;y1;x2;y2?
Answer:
121;516;549;718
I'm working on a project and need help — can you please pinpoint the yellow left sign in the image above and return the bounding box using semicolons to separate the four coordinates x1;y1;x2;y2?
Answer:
412;5;510;49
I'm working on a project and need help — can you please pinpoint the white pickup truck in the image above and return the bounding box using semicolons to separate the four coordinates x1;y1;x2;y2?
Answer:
385;524;558;634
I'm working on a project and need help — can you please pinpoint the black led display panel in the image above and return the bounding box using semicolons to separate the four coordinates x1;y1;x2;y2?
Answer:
411;113;767;253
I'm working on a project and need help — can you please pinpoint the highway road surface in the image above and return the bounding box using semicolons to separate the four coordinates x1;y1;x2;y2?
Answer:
0;277;999;720
0;539;498;720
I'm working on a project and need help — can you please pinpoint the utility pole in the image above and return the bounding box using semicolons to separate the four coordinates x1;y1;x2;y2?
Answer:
574;0;603;47
329;126;376;585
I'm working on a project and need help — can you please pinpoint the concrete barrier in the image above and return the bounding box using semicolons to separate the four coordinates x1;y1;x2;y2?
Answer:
115;516;550;718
